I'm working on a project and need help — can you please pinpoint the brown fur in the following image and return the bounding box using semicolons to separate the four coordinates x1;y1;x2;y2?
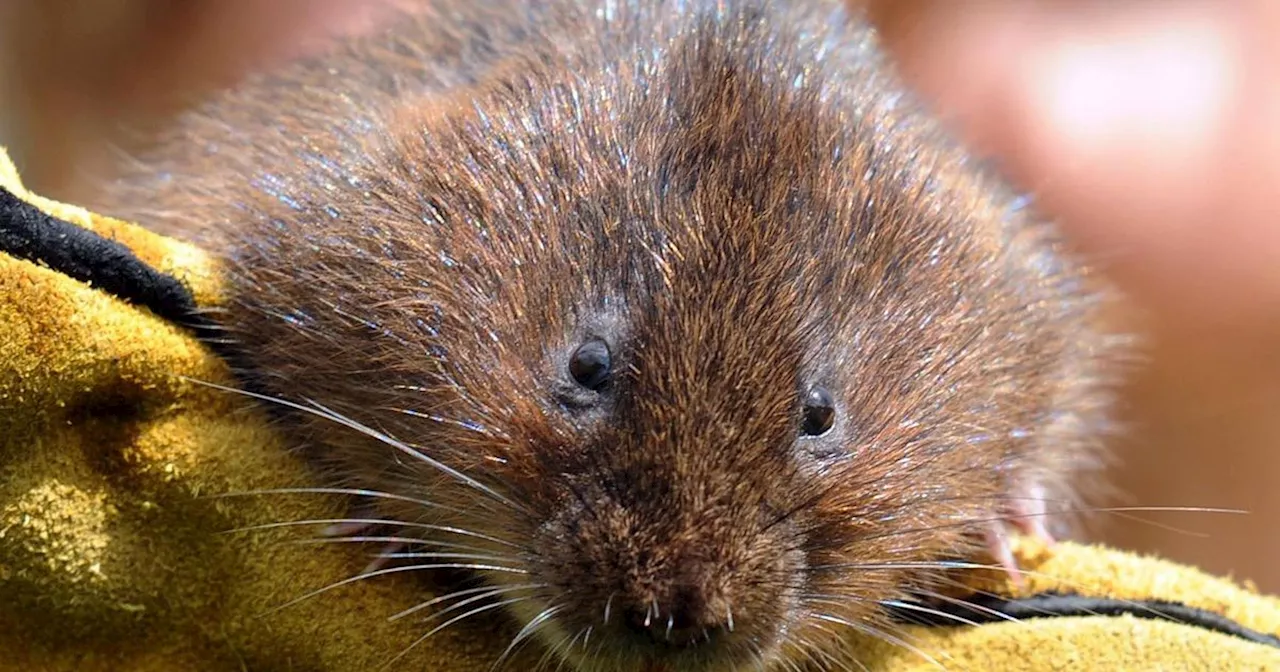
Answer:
86;0;1126;670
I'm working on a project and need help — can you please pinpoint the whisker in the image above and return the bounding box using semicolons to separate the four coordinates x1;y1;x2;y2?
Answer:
776;651;804;672
381;596;533;671
289;534;467;546
224;517;523;549
559;627;589;669
878;599;980;627
794;622;871;672
819;560;1187;632
392;584;542;628
920;562;1185;624
748;640;772;672
306;397;525;509
292;535;509;558
398;407;507;439
838;489;1243;524
807;639;859;672
849;504;1247;548
261;562;528;616
780;627;846;672
806;560;1119;600
909;589;1021;624
374;551;520;563
583;625;610;672
390;584;522;623
809;561;993;573
1074;506;1250;537
205;486;466;514
1070;505;1246;516
179;376;527;514
394;583;536;623
813;613;948;671
545;623;583;672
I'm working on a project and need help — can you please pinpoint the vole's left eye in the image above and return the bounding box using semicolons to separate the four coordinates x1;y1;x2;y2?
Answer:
802;386;835;436
569;338;611;391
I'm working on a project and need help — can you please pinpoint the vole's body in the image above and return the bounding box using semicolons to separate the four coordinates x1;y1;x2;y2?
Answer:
92;1;1122;670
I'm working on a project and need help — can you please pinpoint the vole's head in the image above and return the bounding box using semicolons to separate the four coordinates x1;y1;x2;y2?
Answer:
210;5;1113;671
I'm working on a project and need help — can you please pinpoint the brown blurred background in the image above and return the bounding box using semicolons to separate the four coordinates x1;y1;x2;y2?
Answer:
1;0;1276;593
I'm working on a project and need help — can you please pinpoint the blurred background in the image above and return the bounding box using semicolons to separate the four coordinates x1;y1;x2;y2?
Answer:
1;0;1276;593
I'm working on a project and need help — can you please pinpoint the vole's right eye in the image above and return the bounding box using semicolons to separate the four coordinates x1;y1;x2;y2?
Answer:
569;339;611;391
802;386;836;436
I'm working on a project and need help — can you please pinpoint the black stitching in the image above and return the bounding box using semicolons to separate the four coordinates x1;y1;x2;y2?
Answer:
887;591;1280;649
0;187;212;331
0;186;251;364
0;187;279;403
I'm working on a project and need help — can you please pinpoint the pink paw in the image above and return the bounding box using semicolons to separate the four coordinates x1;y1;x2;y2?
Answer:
985;483;1057;588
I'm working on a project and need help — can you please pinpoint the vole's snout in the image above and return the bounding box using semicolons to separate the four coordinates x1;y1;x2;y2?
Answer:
533;488;805;671
619;581;729;647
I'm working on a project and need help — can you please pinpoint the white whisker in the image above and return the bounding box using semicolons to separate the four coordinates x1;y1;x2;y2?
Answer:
394;583;536;623
878;599;980;627
813;613;948;671
206;486;475;516
290;535;505;557
226;517;523;549
262;562;527;616
492;602;563;672
179;376;526;513
381;596;533;670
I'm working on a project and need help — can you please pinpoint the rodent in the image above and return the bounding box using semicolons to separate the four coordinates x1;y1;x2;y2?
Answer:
85;0;1126;670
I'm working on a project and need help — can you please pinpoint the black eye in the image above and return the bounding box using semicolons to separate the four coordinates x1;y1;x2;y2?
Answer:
802;386;835;436
569;339;611;390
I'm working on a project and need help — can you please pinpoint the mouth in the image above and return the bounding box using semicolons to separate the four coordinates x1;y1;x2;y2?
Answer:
533;613;769;672
579;626;770;672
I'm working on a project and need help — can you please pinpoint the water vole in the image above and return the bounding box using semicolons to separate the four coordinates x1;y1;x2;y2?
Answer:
88;0;1125;669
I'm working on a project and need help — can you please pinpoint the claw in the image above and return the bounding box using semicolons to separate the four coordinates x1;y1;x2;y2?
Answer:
984;520;1025;589
986;480;1060;590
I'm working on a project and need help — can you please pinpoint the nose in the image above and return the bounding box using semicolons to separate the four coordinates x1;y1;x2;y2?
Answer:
621;586;728;647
